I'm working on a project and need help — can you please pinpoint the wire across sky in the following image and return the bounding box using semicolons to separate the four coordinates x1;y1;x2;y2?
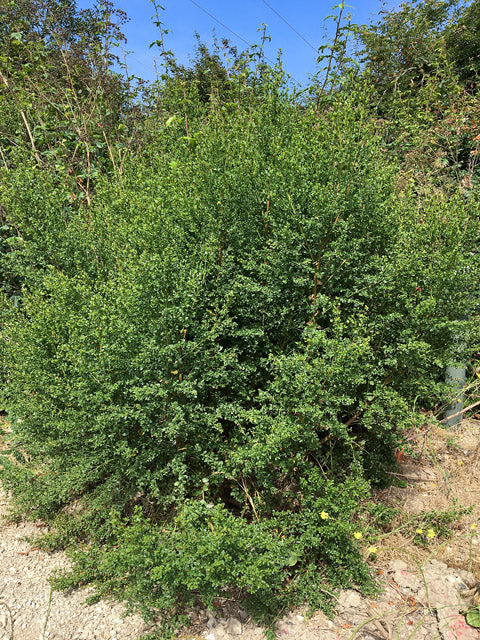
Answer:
75;0;397;86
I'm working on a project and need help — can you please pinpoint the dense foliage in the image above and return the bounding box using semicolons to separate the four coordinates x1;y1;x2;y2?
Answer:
357;0;480;192
0;0;479;635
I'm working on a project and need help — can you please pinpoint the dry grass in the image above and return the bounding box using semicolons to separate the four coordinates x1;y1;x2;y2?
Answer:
371;418;480;579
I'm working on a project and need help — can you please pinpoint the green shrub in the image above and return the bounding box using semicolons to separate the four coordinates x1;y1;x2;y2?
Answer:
1;69;478;633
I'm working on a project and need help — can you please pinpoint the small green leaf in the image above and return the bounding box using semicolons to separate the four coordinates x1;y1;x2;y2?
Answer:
286;554;299;567
466;607;480;629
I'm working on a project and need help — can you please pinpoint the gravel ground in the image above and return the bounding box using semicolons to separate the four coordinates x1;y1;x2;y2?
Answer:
0;489;149;640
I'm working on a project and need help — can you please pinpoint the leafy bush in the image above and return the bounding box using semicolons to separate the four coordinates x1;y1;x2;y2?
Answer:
0;5;479;635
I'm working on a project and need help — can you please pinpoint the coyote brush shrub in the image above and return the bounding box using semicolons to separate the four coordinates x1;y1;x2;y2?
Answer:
0;78;478;630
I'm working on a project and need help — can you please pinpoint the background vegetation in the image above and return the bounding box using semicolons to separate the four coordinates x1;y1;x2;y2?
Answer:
0;0;479;636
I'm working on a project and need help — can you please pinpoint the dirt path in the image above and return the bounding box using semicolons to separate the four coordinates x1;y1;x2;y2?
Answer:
1;420;480;640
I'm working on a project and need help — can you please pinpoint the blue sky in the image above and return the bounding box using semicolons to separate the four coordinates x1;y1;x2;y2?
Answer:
76;0;399;86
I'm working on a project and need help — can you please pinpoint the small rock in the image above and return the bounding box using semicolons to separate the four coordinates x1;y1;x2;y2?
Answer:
336;589;369;626
427;559;448;572
207;616;217;629
389;559;409;573
237;608;249;623
455;569;477;588
226;617;242;635
204;633;216;640
337;589;364;612
389;559;421;590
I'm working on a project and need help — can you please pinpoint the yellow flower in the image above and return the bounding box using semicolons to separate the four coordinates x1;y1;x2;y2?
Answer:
471;523;477;531
353;531;363;540
368;546;378;554
320;511;329;520
416;528;423;534
427;529;436;539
